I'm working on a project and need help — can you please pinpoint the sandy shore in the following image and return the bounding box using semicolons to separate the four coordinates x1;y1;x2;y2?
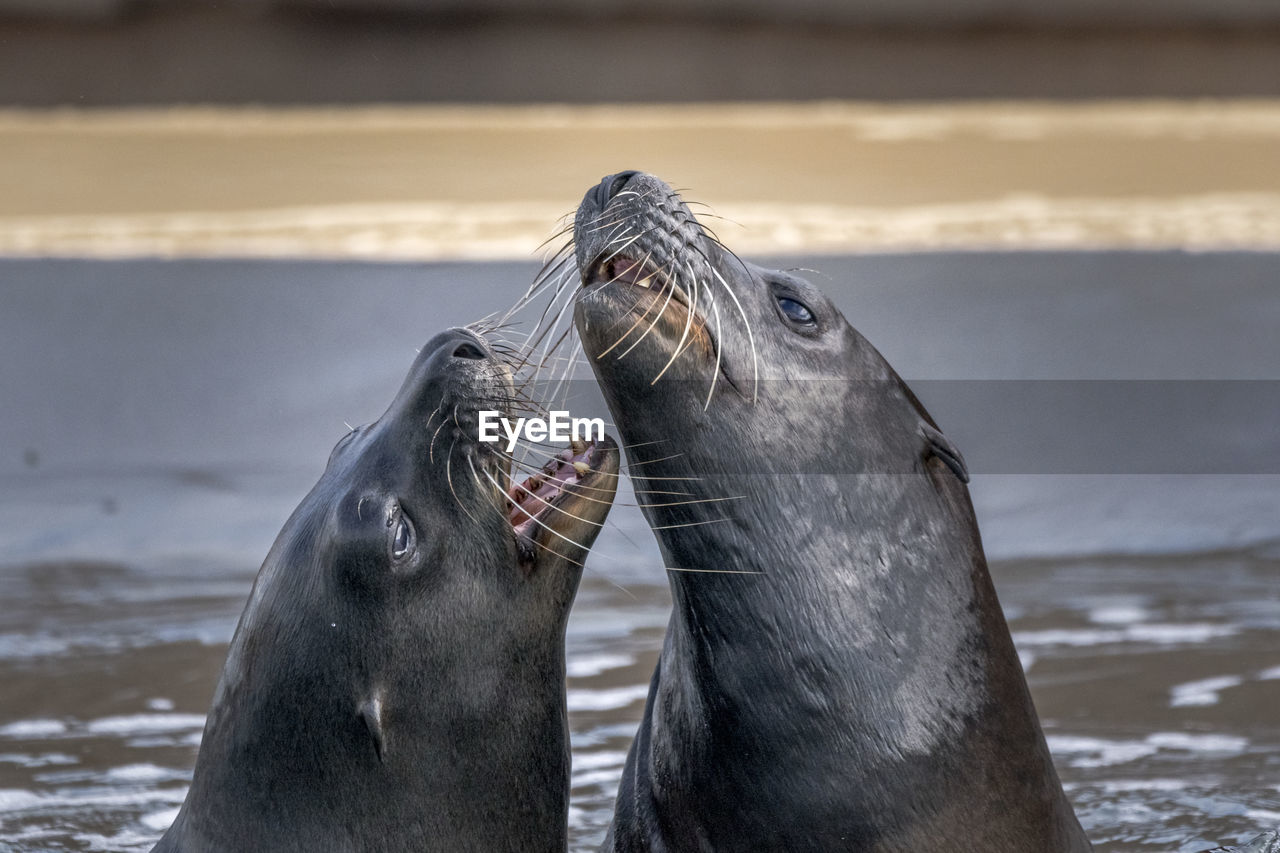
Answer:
3;101;1280;258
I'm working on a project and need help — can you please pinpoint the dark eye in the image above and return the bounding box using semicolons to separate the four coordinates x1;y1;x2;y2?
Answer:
776;296;815;326
390;513;415;561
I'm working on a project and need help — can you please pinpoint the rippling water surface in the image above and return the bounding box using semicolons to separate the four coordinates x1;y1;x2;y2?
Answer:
2;255;1278;851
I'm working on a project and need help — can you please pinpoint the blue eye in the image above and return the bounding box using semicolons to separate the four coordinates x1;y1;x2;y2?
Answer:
776;296;815;326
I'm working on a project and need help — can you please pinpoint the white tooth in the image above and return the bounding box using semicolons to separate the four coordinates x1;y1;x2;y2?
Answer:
572;461;591;477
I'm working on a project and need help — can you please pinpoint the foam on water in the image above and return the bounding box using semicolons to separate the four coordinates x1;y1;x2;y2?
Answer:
1047;735;1162;768
1170;675;1246;707
1089;605;1151;624
140;807;179;832
571;751;629;772
1146;732;1250;753
103;765;179;784
0;720;68;739
0;754;77;769
1047;731;1250;769
84;715;206;736
1013;622;1239;648
1094;779;1193;794
566;653;634;679
567;685;651;713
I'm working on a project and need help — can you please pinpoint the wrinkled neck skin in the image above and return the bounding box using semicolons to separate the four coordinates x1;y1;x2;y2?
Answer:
572;178;1089;850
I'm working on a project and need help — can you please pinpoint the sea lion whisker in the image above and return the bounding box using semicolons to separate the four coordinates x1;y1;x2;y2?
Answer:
516;524;592;569
496;468;616;518
664;565;763;575
635;495;745;509
552;344;584;409
702;290;725;410
685;204;745;231
532;223;576;256
480;468;598;548
465;312;503;337
621;452;686;467
595;229;656;269
590;264;671;346
707;263;759;403
615;263;681;360
623;470;706;482
515;289;574;365
520;236;575;294
499;458;619;504
503;457;624;501
595;277;671;359
513;296;575;389
469;456;512;510
648;517;735;531
532;269;583;363
527;333;581;417
516;263;580;356
647;259;702;384
423;399;445;428
610;186;665;208
585;216;639;239
428;409;450;465
445;438;482;525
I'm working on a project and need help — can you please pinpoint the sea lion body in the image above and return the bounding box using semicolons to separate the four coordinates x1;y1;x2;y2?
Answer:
570;172;1091;852
154;328;618;853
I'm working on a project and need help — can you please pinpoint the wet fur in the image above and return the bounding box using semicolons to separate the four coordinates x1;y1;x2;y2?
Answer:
567;173;1092;853
154;328;615;853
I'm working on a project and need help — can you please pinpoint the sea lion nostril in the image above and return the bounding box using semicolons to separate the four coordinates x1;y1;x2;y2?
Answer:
452;342;486;360
594;170;640;208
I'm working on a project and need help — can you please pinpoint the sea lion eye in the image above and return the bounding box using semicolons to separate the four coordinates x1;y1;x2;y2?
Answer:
776;296;815;326
390;513;415;560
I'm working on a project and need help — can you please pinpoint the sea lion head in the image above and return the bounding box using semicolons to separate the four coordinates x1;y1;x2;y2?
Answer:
572;171;953;489
313;326;619;617
165;327;618;852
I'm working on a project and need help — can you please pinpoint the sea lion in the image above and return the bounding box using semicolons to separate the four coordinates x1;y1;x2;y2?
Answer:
568;171;1092;851
153;327;619;853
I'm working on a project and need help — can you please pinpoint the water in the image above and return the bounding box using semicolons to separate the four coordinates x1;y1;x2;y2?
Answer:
1;254;1278;851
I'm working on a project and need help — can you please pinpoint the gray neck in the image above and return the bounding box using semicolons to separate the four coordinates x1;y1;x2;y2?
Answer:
637;467;1081;848
161;603;571;852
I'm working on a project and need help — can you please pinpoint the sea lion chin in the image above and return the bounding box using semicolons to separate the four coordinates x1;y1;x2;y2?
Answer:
153;326;618;853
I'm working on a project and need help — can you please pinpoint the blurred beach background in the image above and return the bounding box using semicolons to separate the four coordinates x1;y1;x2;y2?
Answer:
2;2;1279;850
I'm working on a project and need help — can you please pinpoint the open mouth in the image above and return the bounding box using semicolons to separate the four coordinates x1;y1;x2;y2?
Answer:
585;255;691;312
582;253;719;357
506;436;618;555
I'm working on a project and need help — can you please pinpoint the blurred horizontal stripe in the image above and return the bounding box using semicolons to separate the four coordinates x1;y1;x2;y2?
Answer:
3;102;1280;258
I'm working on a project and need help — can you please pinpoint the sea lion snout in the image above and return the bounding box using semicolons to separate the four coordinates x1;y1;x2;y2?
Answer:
451;340;487;360
418;327;492;367
590;170;641;210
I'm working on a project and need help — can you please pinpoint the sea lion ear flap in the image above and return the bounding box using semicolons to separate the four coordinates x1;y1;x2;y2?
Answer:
920;423;970;483
359;693;386;763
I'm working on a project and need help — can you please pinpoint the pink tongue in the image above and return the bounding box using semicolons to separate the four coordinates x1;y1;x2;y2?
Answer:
508;443;594;534
610;257;645;284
